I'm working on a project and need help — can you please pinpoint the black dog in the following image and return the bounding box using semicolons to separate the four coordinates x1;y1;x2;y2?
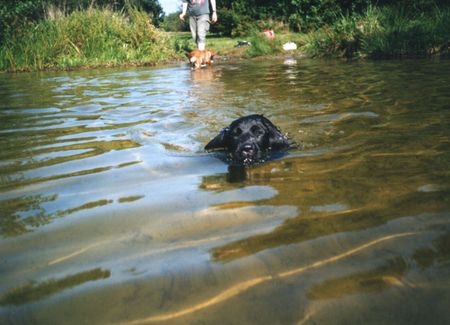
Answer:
205;114;291;166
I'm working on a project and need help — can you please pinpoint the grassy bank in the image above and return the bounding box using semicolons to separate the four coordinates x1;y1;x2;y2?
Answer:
0;8;178;72
1;6;449;72
177;5;450;60
302;6;450;58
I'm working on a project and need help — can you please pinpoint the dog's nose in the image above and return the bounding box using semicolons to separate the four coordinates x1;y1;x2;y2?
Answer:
242;144;254;153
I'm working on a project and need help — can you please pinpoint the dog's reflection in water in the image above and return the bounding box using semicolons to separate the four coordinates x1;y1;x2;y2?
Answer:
227;165;247;182
191;67;218;82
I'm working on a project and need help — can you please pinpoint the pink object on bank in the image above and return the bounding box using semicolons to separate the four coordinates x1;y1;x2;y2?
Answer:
263;29;275;40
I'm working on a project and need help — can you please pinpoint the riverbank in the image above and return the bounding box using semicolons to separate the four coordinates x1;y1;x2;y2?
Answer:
303;5;450;59
0;8;178;73
1;6;449;73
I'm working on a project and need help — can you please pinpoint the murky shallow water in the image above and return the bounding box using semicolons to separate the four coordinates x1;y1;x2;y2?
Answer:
1;58;449;324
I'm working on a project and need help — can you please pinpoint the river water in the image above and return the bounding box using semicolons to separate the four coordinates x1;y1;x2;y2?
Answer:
1;58;449;324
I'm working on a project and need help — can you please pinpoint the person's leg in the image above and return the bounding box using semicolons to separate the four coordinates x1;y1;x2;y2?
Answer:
189;16;198;45
196;14;210;50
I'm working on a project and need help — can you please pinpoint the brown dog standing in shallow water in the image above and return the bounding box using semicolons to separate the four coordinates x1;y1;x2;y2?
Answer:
188;49;216;69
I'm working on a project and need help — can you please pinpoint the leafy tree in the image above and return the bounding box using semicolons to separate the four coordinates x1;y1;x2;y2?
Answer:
213;0;450;35
128;0;164;26
161;12;189;32
0;1;45;41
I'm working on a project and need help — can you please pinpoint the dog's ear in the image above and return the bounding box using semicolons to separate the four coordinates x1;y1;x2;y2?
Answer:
262;119;290;150
269;130;290;150
205;127;229;151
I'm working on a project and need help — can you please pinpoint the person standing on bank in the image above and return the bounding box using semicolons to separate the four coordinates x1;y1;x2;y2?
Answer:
179;0;218;51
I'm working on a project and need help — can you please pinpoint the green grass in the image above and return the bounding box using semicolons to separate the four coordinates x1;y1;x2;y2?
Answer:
1;6;449;72
170;30;305;59
0;8;178;72
169;32;248;56
363;6;450;58
301;6;450;58
243;30;282;58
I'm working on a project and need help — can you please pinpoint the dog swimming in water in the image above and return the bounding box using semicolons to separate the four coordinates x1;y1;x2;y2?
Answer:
205;114;291;166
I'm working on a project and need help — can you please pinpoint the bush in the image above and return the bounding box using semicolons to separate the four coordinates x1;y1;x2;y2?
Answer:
0;0;45;42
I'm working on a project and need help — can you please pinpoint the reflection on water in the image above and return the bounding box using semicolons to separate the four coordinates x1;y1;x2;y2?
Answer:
208;158;450;261
308;257;408;300
1;268;110;305
0;59;450;324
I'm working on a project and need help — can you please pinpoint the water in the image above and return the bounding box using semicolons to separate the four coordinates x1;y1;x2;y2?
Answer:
0;58;449;324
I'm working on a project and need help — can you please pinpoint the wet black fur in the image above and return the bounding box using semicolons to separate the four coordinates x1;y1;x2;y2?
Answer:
205;114;291;166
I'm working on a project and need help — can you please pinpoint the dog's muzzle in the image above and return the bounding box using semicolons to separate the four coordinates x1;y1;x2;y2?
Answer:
232;143;263;165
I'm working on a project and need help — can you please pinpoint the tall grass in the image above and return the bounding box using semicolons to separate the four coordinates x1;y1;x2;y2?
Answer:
301;6;450;58
244;30;282;58
363;6;450;58
0;8;178;72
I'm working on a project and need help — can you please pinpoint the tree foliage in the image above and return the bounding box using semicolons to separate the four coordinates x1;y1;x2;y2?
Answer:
209;0;450;35
160;12;189;32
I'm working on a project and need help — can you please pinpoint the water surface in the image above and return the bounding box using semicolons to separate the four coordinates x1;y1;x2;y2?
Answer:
1;58;449;324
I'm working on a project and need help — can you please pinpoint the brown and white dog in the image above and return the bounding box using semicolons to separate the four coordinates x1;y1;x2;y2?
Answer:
188;49;216;69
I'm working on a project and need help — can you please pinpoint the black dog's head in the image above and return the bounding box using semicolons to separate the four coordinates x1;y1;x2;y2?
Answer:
205;114;291;166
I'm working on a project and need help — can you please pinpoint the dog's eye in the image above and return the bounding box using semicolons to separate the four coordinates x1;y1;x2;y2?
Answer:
233;127;242;136
250;125;263;135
